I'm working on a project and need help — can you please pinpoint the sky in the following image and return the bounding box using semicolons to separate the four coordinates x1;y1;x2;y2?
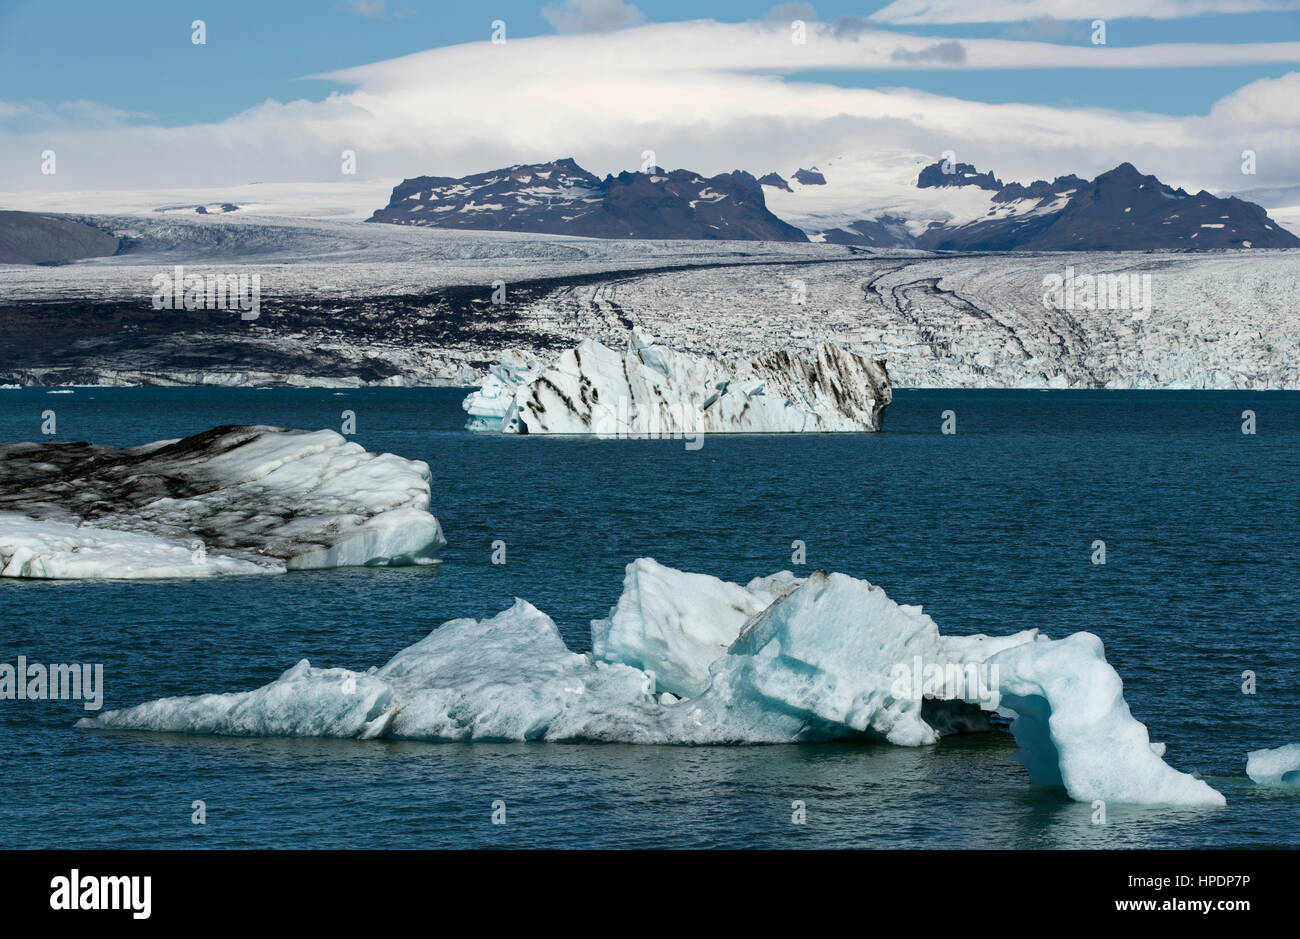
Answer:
1;0;1298;195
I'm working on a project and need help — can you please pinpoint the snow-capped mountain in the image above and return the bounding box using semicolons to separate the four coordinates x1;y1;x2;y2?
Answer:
923;161;1300;251
762;152;1300;251
367;158;807;242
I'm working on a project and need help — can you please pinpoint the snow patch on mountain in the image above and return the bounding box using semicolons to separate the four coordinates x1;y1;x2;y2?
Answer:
761;150;1003;245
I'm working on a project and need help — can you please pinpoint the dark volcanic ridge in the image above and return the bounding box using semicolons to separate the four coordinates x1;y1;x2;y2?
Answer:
366;155;1297;251
772;158;1299;251
915;160;1299;252
0;211;120;265
368;157;807;242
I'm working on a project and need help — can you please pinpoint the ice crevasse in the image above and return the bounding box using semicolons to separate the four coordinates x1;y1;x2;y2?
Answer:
81;558;1223;807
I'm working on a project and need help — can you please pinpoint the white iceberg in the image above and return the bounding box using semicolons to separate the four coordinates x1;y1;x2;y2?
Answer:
988;633;1224;806
591;558;803;698
84;599;671;742
463;332;891;436
0;513;275;579
0;425;444;578
462;349;545;432
1245;744;1300;786
81;558;1221;806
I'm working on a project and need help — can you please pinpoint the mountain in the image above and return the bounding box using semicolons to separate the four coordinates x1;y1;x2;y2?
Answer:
366;153;1295;250
920;161;1300;251
791;168;827;186
916;161;1002;191
0;210;119;264
367;158;807;242
762;154;1300;251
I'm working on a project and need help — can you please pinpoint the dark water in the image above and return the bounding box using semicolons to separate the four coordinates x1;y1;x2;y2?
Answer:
1;387;1297;848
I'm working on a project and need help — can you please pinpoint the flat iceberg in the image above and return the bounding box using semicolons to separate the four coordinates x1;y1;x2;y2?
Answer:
0;425;444;578
1245;744;1300;786
81;558;1221;806
463;331;891;435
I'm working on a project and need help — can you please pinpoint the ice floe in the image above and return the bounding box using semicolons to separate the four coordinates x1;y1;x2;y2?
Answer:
1245;745;1300;786
81;558;1222;806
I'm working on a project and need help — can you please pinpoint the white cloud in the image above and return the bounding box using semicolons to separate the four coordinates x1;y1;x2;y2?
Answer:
0;19;1296;197
348;0;388;16
342;1;413;20
1209;70;1300;122
890;39;967;63
541;0;645;33
872;0;1300;25
0;99;144;130
323;20;1300;77
764;2;819;21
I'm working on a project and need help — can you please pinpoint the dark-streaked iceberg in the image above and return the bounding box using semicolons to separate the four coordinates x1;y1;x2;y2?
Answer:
464;332;891;436
80;558;1222;807
0;425;444;578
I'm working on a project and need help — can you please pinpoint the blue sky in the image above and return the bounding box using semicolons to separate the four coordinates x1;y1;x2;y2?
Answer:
1;1;1297;194
1;0;1298;126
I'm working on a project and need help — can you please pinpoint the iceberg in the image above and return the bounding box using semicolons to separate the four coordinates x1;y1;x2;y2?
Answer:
988;633;1224;806
0;425;444;578
590;558;803;698
461;349;544;432
1245;745;1300;786
463;332;891;435
81;558;1222;806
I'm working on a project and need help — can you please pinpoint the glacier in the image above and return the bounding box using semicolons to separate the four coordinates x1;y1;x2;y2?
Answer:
81;558;1223;807
1;205;1297;390
1245;745;1300;786
0;425;445;578
3;210;1298;390
463;332;892;435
